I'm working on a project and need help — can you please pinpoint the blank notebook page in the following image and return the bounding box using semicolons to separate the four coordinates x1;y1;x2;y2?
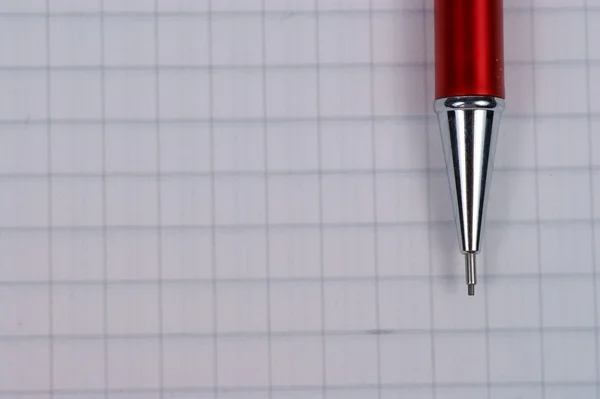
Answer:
1;0;600;398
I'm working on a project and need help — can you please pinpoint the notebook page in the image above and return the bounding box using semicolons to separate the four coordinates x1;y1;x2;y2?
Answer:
0;1;599;398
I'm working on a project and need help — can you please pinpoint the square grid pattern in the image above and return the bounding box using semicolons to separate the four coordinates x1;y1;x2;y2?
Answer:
0;0;599;398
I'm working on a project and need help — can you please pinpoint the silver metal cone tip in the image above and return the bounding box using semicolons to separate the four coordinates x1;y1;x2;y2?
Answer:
434;96;505;255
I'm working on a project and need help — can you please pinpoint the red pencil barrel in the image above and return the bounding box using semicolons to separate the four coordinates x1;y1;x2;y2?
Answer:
434;0;505;99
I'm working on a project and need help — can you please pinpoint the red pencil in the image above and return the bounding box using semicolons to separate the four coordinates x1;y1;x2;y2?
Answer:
433;0;506;295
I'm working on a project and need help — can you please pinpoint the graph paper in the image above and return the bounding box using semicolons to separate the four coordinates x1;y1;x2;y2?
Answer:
0;0;599;398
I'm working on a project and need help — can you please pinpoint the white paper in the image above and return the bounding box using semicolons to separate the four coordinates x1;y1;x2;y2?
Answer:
0;1;599;398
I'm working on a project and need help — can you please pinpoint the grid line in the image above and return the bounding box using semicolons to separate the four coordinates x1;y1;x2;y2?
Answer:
207;0;219;395
531;3;547;397
3;325;600;342
2;272;599;288
1;381;600;398
1;271;598;286
367;1;382;397
0;219;598;237
261;0;274;396
314;1;327;396
484;250;492;399
0;112;597;126
99;0;108;396
0;5;597;17
584;1;600;397
0;165;599;182
44;0;54;396
423;1;437;396
0;57;598;71
3;163;600;177
153;0;164;397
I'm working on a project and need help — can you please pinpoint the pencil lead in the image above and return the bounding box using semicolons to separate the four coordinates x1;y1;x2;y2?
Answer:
465;252;476;296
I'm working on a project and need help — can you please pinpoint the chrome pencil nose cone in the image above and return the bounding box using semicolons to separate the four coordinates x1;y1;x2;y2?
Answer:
434;96;504;294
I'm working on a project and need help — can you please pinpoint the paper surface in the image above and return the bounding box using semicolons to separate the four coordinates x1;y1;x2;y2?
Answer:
0;0;599;398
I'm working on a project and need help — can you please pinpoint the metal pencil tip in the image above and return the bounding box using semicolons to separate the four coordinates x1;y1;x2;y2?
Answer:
465;253;477;296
